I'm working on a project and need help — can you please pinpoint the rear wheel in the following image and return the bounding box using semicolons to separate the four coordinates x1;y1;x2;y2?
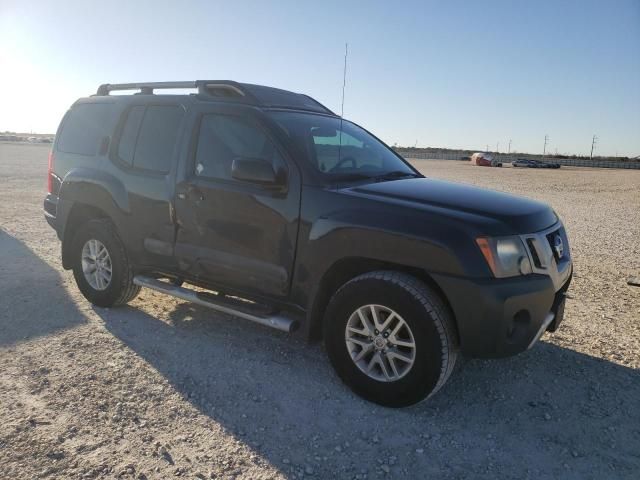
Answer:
324;271;458;407
71;219;140;307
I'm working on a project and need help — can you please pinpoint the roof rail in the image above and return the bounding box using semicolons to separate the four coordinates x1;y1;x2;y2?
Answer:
97;81;196;95
95;80;335;115
96;81;248;97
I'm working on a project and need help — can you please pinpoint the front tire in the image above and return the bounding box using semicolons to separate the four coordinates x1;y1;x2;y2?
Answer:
324;271;458;407
71;219;140;307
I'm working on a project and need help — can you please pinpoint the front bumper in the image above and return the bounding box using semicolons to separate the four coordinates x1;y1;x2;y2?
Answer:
432;266;572;358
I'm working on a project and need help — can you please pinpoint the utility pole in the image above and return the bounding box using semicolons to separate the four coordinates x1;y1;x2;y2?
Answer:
543;134;549;158
590;134;598;160
486;144;489;152
508;139;512;154
496;141;499;153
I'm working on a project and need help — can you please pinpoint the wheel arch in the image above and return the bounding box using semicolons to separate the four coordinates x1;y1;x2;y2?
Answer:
307;257;459;344
57;169;130;270
61;203;114;269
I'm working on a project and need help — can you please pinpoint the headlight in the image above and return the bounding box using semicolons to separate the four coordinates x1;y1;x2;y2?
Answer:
476;236;532;278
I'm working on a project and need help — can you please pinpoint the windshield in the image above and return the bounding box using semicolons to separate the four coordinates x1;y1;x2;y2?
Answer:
268;111;418;182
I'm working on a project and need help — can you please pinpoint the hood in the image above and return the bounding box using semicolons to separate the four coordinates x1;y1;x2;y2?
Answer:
348;177;557;234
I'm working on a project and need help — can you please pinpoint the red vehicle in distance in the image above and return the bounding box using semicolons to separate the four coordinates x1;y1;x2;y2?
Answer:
470;152;502;167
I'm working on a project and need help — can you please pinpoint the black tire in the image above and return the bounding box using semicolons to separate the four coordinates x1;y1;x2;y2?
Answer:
324;271;458;407
71;219;140;308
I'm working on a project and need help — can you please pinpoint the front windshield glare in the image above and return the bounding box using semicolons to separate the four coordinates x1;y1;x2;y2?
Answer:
269;111;415;179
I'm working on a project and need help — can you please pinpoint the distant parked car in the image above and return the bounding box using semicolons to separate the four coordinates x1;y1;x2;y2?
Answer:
512;159;560;169
470;152;501;167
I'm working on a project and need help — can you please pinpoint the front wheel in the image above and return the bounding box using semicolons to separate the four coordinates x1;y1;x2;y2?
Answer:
71;219;140;307
324;271;458;407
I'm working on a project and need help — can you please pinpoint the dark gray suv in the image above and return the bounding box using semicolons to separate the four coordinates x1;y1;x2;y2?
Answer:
45;81;572;406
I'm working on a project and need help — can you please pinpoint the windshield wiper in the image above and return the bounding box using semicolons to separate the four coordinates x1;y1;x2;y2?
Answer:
373;171;421;182
331;172;372;181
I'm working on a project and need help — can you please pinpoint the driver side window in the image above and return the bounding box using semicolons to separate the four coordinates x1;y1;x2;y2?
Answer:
194;114;285;181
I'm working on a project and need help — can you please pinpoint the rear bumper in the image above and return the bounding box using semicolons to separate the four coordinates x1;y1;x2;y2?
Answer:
433;267;572;358
44;193;62;239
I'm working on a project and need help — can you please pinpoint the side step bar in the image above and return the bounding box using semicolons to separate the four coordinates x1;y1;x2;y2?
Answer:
133;276;299;333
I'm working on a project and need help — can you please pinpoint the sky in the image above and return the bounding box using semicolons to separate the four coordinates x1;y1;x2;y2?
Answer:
1;0;639;157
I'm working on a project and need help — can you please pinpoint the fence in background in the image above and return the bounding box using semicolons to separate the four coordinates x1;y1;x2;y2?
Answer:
397;150;640;170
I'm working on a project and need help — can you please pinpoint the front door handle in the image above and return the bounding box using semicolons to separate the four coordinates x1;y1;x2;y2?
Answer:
177;185;204;202
190;186;204;202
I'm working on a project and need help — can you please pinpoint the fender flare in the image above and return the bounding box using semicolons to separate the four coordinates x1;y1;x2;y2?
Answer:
57;168;130;267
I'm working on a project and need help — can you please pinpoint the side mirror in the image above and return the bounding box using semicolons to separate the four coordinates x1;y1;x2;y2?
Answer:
231;157;279;185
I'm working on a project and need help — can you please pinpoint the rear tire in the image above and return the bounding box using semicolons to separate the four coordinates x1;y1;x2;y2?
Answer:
71;219;140;307
324;271;458;407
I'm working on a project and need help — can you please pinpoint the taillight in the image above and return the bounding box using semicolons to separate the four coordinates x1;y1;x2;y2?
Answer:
47;150;54;193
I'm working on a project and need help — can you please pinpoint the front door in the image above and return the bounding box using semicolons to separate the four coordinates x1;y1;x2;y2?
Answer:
174;107;300;299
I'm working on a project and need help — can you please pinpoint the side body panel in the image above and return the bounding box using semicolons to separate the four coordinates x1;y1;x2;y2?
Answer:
290;186;492;337
54;96;192;269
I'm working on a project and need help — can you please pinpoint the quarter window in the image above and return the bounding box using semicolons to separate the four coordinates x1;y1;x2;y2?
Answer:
58;103;114;156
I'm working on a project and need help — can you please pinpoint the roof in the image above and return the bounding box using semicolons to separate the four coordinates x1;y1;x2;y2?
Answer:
94;80;335;115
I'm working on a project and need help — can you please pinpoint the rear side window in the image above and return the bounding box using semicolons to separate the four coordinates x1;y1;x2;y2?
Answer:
57;103;113;156
117;106;145;166
133;106;183;172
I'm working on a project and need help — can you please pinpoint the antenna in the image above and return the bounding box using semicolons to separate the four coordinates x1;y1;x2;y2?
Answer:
340;43;348;119
338;43;348;165
590;134;598;160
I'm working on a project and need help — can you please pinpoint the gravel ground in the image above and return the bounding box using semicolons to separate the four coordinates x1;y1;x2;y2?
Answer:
1;143;639;479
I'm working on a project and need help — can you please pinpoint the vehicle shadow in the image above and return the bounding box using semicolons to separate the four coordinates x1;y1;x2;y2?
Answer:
0;229;86;346
98;299;640;479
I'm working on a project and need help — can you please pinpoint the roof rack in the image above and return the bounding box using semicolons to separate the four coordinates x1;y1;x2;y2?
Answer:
95;80;335;115
96;81;246;97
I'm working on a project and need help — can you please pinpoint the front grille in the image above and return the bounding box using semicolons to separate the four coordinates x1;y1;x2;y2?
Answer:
521;223;572;292
546;229;560;259
526;238;542;268
546;228;567;262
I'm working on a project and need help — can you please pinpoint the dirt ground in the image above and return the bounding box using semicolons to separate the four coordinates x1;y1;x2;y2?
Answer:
1;143;639;479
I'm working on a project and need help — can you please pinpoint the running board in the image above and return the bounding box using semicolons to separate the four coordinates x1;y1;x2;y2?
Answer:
133;275;299;333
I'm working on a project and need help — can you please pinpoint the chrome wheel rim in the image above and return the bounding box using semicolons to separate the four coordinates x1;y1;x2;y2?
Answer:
81;239;112;291
345;304;416;382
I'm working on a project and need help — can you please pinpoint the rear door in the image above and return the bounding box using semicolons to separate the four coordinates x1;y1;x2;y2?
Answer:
174;105;301;299
104;101;186;266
